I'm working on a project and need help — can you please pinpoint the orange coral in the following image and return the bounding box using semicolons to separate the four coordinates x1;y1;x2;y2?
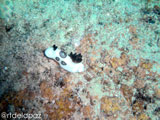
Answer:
138;113;150;120
129;25;137;35
132;100;144;115
44;88;78;120
0;88;35;113
76;34;97;54
129;37;140;49
154;88;160;98
140;62;153;70
120;84;133;104
82;105;93;119
40;81;54;102
134;79;145;89
110;53;128;69
101;97;121;116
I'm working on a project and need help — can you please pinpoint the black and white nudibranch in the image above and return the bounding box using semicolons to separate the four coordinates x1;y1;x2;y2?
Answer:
44;45;84;73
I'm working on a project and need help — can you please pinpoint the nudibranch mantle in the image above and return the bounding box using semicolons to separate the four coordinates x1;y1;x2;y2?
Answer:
44;45;85;73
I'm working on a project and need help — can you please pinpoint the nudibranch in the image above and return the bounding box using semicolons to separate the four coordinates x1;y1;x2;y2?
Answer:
44;45;85;73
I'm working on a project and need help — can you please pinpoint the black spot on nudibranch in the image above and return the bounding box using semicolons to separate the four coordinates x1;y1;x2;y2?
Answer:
55;57;60;61
61;61;67;65
53;44;58;50
59;51;67;58
69;52;82;63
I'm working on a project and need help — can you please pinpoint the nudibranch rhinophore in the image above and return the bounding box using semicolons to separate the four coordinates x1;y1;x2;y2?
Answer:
44;45;85;73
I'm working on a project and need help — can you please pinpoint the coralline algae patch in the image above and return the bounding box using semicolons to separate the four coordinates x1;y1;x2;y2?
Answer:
0;0;160;120
0;88;36;114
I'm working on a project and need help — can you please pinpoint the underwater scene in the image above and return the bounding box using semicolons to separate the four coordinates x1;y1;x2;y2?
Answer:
0;0;160;119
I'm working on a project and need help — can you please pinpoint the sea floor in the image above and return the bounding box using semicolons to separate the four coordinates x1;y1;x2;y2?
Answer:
0;0;160;120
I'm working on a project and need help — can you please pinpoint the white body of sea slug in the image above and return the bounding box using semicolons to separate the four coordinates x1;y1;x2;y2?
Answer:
44;45;84;73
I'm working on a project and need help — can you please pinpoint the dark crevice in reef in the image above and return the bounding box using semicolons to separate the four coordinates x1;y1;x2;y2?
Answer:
135;87;155;103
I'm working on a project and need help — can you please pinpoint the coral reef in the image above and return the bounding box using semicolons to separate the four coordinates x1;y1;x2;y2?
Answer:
0;0;160;119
